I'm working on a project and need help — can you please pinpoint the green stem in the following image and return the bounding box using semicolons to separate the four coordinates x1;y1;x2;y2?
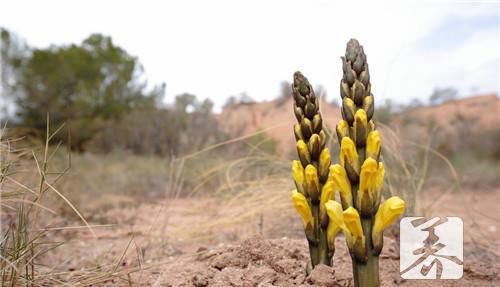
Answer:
308;203;331;269
352;216;380;287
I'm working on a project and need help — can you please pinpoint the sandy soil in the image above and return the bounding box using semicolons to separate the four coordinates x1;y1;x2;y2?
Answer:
37;188;499;286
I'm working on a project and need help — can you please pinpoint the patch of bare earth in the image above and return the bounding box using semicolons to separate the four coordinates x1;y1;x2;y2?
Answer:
36;188;499;286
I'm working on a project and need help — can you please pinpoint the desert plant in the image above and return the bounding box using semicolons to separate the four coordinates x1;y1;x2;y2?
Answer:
290;71;334;268
291;39;406;286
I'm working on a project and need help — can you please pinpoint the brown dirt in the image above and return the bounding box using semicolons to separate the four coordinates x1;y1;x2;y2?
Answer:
36;188;499;286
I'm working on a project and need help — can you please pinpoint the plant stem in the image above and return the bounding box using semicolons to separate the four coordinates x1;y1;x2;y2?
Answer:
352;216;380;287
309;203;330;268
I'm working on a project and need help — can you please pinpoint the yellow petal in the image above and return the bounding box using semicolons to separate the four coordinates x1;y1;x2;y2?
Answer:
336;120;350;141
318;148;331;182
296;140;310;166
325;200;348;234
358;158;378;214
354;109;367;128
329;164;353;208
353;109;368;145
373;196;405;236
343;207;364;239
366;130;381;160
327;220;341;249
291;160;305;194
320;181;335;220
292;190;313;230
340;137;359;172
376;162;385;191
304;164;320;199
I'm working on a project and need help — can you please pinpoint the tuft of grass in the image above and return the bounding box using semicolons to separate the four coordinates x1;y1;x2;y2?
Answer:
0;117;103;286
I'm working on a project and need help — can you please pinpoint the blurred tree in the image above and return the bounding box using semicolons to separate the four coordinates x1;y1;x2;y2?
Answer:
5;32;164;150
1;28;29;119
429;87;457;106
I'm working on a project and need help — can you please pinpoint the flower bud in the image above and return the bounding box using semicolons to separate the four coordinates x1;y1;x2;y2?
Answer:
304;101;316;118
294;92;306;107
305;164;320;200
340;137;360;182
329;164;353;209
340;79;351;99
372;196;405;254
363;95;374;121
352;80;365;106
293;123;304;142
359;70;369;87
308;134;321;160
300;118;313;140
294;103;304;122
353;109;368;147
366;130;381;160
318;148;331;183
312;114;322;134
369;120;375;133
292;190;314;232
296;140;311;167
292;160;305;195
344;61;356;86
342;98;356;125
335;120;350;145
319;130;327;150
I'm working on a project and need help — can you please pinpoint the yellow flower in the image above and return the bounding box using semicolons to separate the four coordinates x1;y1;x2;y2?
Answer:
292;190;313;230
329;164;353;208
318;148;331;182
353;109;367;146
320;181;335;221
325;200;348;237
366;130;381;160
296;140;311;166
358;158;384;215
291;160;305;195
294;123;304;141
340;137;359;174
372;196;405;236
372;196;405;253
343;207;363;240
343;207;366;259
342;97;356;125
308;133;321;159
304;164;320;199
336;120;350;143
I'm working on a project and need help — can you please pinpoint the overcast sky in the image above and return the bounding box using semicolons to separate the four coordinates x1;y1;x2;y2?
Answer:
1;0;499;111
